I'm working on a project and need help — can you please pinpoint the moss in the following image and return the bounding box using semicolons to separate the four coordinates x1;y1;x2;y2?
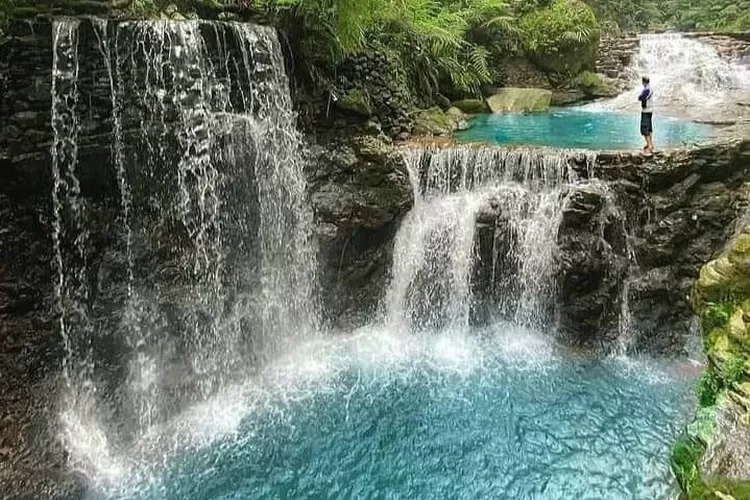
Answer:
670;431;750;500
722;354;747;386
337;88;373;117
671;433;707;496
699;369;722;407
411;107;458;136
571;70;617;97
702;301;735;332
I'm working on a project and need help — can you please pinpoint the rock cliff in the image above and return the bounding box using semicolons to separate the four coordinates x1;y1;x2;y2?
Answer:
672;224;750;499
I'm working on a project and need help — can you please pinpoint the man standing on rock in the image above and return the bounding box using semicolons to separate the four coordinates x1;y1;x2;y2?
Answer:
638;76;654;155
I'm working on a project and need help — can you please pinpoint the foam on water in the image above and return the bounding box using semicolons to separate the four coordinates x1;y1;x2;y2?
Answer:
85;324;694;500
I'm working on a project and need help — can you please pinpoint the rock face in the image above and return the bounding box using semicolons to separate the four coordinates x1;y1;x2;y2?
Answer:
672;224;750;498
467;142;750;352
599;142;750;351
309;135;413;327
556;185;630;348
333;52;413;139
595;35;639;88
686;32;750;63
485;88;552;113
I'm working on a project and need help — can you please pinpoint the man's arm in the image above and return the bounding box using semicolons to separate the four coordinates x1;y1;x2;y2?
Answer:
638;88;651;101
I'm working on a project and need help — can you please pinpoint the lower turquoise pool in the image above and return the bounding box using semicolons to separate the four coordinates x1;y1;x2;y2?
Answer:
456;109;711;149
94;326;698;500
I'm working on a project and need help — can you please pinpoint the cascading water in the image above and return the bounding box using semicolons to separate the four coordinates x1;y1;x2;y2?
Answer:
589;33;750;116
386;146;579;333
52;19;319;476
39;18;703;500
51;18;91;401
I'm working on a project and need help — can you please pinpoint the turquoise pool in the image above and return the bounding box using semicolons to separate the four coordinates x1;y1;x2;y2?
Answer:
92;326;697;500
456;109;711;150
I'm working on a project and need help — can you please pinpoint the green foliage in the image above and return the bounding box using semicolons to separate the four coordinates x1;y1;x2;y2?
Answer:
702;301;734;332
722;354;746;386
670;433;706;495
661;0;750;30
261;0;525;101
519;0;599;75
586;0;750;31
698;369;721;407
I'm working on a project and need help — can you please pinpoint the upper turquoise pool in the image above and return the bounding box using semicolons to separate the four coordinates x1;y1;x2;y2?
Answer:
455;108;711;150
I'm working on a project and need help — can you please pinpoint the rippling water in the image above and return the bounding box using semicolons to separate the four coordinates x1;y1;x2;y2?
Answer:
86;324;697;500
456;109;710;150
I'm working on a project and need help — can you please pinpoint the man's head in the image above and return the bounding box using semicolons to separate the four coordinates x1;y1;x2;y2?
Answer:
642;76;650;86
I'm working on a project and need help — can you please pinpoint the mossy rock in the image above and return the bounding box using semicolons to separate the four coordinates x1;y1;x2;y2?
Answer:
672;407;750;500
446;107;471;131
485;88;552;113
337;88;373;117
694;231;750;310
451;99;490;114
572;71;619;98
411;107;459;136
683;223;750;500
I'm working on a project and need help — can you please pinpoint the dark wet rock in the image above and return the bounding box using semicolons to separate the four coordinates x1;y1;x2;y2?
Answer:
309;135;413;326
332;52;413;139
556;186;630;347
567;140;750;353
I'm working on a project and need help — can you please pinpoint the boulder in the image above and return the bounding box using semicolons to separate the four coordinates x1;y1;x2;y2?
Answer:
446;107;471;131
412;107;461;136
336;88;373;117
485;88;552;113
450;99;491;114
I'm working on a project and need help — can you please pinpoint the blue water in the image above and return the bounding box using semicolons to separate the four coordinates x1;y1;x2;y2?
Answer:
92;327;697;500
456;109;711;149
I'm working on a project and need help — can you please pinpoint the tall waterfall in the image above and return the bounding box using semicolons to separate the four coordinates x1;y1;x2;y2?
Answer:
590;33;750;115
385;146;584;333
51;19;318;466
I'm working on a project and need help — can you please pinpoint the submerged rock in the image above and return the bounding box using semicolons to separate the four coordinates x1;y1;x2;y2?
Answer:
485;88;552;113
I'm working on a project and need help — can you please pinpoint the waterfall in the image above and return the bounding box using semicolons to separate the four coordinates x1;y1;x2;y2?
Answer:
51;18;88;391
52;19;319;469
385;146;577;332
588;33;750;115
